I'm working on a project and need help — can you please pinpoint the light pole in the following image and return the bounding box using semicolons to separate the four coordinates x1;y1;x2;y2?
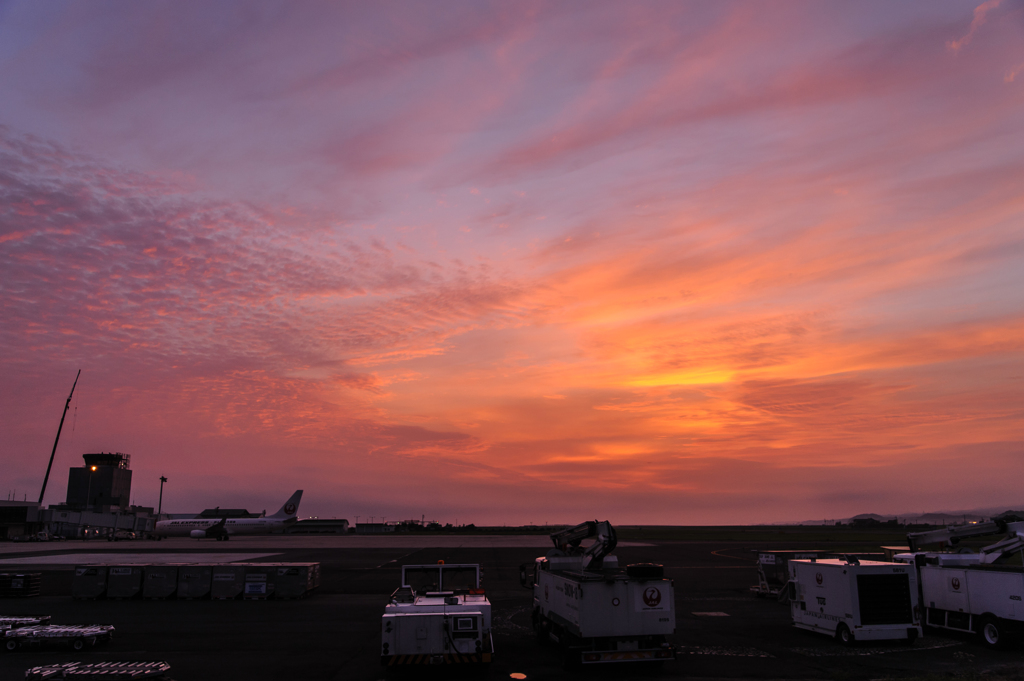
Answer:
158;476;167;516
85;465;97;510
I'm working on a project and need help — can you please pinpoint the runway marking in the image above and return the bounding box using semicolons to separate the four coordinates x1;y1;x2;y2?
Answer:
678;645;773;658
493;606;531;633
791;640;961;657
376;550;420;569
692;612;730;617
711;548;755;562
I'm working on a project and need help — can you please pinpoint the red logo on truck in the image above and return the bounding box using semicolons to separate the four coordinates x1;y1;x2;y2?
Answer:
815;573;823;585
643;587;662;607
284;503;296;515
952;577;961;590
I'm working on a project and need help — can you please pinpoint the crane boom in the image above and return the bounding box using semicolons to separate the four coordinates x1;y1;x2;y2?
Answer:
549;519;617;571
38;370;81;504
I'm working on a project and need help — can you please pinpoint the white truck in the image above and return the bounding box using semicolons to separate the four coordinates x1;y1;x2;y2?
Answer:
897;516;1024;648
522;520;675;665
380;563;493;668
789;557;922;644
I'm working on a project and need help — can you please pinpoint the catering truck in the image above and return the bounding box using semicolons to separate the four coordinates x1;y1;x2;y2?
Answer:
522;520;675;665
896;516;1024;648
789;557;922;644
381;563;493;668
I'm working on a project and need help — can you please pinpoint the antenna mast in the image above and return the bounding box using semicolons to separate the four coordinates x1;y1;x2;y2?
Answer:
38;369;81;504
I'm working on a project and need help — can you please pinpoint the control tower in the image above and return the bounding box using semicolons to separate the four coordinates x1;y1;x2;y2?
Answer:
65;452;132;511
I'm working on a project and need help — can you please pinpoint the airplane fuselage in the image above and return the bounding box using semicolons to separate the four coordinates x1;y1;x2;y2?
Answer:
154;517;293;537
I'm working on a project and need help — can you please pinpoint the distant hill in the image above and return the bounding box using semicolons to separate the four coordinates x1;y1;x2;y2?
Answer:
790;506;1024;526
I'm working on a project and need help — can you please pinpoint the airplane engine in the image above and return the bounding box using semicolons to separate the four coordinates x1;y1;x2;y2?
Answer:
190;530;207;539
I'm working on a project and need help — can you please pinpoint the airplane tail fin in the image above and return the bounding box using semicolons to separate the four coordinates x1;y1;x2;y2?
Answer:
269;490;303;520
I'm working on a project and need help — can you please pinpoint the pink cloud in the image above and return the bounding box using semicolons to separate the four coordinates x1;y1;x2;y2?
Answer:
947;0;1002;54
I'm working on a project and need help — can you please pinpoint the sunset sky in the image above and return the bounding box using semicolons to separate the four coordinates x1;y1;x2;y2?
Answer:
2;2;1022;525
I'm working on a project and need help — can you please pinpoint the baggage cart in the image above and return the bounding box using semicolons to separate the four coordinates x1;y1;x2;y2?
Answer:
142;565;179;599
72;566;107;600
210;565;247;600
25;661;170;680
176;565;212;599
3;624;114;652
0;574;41;598
106;565;146;600
0;616;50;629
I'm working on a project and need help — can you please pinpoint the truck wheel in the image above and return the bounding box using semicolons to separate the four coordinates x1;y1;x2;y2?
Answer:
979;616;1006;649
72;638;86;651
836;624;854;646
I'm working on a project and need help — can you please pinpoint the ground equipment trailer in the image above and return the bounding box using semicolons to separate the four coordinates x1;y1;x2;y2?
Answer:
381;563;493;668
0;616;50;630
523;520;676;665
896;516;1024;648
25;661;171;680
789;558;922;644
3;624;114;651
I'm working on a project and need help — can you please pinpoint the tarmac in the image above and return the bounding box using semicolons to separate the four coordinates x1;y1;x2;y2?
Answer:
1;535;1022;680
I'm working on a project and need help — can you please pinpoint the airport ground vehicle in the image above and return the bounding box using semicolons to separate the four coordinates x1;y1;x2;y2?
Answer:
2;624;114;651
522;520;675;665
896;516;1024;648
381;563;493;668
789;557;922;644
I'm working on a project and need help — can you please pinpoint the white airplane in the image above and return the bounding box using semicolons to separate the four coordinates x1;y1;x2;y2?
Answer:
153;490;303;540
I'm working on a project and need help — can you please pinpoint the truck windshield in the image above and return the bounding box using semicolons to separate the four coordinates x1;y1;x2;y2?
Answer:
403;567;440;593
441;567;479;591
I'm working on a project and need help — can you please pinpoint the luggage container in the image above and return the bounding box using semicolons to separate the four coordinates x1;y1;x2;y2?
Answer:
242;564;276;599
176;565;212;599
142;565;179;600
26;661;172;680
106;565;146;599
210;565;247;600
0;573;41;598
789;558;922;644
271;563;320;599
72;566;108;600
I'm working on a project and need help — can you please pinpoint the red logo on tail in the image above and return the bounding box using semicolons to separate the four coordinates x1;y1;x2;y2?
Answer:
284;503;296;515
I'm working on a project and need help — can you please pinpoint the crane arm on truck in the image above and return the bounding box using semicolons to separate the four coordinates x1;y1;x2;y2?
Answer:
978;530;1024;564
549;520;618;571
907;517;1024;552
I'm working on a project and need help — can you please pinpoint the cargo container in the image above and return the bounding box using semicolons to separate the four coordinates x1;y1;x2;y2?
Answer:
142;565;179;599
176;565;212;599
242;564;276;599
72;566;108;600
271;563;320;599
106;565;146;599
210;565;247;600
